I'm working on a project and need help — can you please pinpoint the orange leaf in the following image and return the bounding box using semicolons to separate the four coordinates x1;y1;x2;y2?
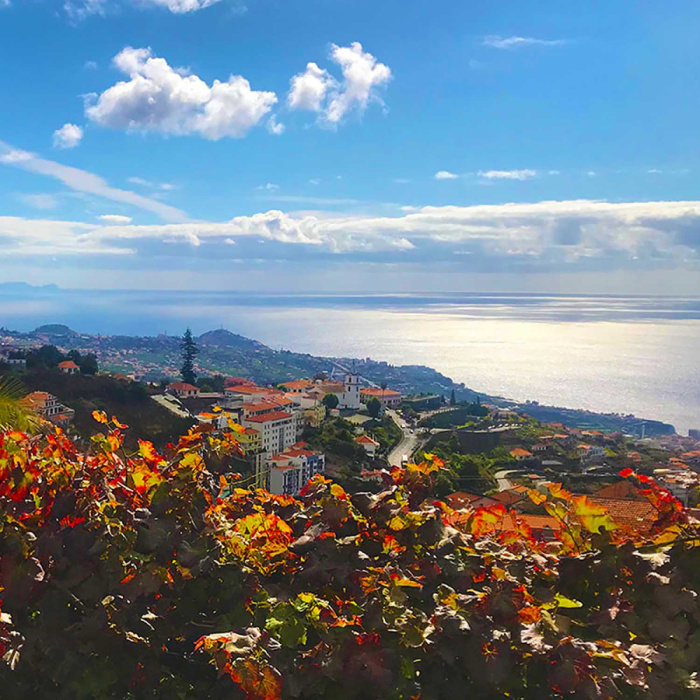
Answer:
92;410;108;424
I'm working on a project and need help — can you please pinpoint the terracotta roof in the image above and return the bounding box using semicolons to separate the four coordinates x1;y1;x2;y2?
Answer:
510;448;533;457
446;492;498;509
245;410;293;424
242;427;259;436
280;380;313;390
59;360;79;369
490;486;528;506
361;388;402;397
225;377;252;387
595;481;645;500
244;400;287;414
355;434;380;446
588;496;656;530
167;382;198;391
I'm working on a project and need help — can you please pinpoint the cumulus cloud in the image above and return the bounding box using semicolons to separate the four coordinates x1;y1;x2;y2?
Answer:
86;47;277;140
99;214;133;223
478;169;537;181
482;35;566;49
2;201;699;270
288;42;391;125
0;140;188;222
435;171;458;180
53;123;84;149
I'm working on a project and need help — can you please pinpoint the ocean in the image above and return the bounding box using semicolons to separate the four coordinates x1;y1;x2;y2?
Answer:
1;288;699;434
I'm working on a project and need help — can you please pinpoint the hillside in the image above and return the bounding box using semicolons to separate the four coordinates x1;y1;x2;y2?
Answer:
16;370;192;448
2;324;677;435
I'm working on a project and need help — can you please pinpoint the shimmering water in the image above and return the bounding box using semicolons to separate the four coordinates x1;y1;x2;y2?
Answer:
1;288;699;434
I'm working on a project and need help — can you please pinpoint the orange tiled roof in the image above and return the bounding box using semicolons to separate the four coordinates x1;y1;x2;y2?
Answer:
355;434;380;446
595;481;644;500
245;410;293;424
280;380;313;390
510;448;532;457
446;492;498;509
168;382;198;391
58;360;79;369
588;496;656;530
361;388;402;397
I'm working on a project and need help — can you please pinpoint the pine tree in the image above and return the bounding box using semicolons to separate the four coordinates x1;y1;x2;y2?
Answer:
180;328;198;385
450;389;457;406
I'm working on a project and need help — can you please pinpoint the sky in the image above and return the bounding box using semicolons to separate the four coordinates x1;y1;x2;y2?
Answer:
1;0;700;293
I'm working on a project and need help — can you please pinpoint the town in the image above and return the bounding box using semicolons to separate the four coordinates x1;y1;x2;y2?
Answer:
2;329;699;530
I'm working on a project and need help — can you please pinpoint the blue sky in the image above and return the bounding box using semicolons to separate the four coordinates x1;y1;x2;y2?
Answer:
1;0;699;292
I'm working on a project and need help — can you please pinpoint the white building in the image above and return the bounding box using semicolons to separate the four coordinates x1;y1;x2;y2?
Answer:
339;372;361;410
355;434;380;458
268;446;326;496
244;410;298;455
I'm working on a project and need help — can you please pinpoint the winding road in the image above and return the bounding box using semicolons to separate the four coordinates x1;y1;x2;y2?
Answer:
387;409;424;466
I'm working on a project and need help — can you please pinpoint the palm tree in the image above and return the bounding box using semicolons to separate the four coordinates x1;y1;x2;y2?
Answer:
0;377;41;432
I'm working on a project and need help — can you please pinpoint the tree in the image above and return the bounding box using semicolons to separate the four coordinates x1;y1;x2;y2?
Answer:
180;328;199;385
79;353;98;375
367;396;382;418
450;389;457;406
26;344;64;370
322;393;339;410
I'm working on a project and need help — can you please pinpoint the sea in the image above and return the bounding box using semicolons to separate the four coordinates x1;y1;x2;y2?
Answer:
1;288;699;435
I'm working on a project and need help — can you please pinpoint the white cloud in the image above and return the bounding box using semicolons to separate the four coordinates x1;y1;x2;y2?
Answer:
478;169;537;180
0;140;188;222
434;171;458;180
128;176;177;191
99;214;133;224
0;0;11;8
18;194;59;210
4;200;698;267
267;116;285;135
482;35;566;49
288;42;391;126
309;178;321;185
52;123;84;149
288;62;334;112
84;60;98;70
256;183;280;191
64;0;106;21
86;47;278;140
140;0;223;12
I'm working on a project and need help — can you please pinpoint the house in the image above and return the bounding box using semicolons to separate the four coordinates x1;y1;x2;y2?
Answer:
532;443;548;453
510;448;533;462
268;446;326;496
196;412;229;431
236;427;262;455
167;382;200;398
243;410;298;455
21;391;74;427
58;360;79;375
355;434;380;458
577;443;605;464
224;376;253;387
360;386;403;408
279;379;314;394
303;404;326;428
21;391;62;419
446;492;499;510
586;496;656;532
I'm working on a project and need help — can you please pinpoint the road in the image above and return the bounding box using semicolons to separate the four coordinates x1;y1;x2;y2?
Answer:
387;409;423;466
493;470;516;491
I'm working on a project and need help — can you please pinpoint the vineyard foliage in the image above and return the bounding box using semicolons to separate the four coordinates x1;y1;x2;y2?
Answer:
0;415;698;698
